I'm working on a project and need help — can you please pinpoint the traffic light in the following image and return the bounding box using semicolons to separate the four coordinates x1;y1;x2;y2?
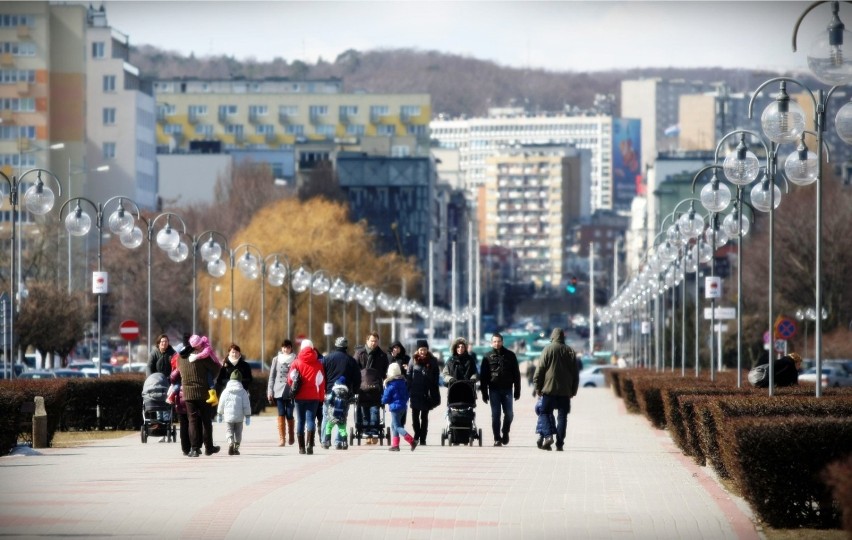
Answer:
566;276;578;294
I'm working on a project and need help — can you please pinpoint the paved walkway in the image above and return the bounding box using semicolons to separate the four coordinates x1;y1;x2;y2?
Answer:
0;385;759;539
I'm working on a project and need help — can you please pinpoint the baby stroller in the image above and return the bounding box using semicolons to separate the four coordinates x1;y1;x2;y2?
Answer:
349;367;390;446
441;380;482;446
140;372;175;443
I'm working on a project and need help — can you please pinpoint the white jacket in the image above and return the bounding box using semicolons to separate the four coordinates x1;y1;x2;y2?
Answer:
217;379;251;423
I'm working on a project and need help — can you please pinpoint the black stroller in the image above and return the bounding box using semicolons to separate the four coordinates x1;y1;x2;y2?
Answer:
140;373;175;443
441;380;482;446
349;367;390;446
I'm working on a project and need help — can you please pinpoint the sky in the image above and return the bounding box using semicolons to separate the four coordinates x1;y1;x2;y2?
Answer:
100;1;828;74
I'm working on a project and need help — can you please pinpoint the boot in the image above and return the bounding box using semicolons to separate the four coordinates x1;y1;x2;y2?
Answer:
389;436;400;451
297;433;306;455
404;434;417;451
233;442;240;456
286;418;295;446
277;417;286;447
306;430;315;455
228;443;235;456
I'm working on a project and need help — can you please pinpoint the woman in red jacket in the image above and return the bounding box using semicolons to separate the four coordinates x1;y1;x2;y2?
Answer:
289;339;326;455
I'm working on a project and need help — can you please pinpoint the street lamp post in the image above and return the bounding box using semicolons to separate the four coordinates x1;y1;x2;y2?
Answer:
66;160;109;293
795;306;828;359
0;168;62;369
62;196;139;377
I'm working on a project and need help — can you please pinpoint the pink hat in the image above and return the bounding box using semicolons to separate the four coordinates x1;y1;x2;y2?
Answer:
189;334;204;348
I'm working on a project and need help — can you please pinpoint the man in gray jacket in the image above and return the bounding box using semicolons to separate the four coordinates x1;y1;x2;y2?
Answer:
533;328;579;451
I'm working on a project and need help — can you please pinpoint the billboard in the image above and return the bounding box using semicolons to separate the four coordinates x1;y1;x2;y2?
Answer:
612;118;642;210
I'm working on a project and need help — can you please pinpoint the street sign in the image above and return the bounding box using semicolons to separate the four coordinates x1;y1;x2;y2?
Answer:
774;339;787;354
704;307;736;320
641;321;650;334
119;320;140;341
375;317;413;324
774;317;797;340
713;324;729;332
93;271;109;294
323;322;333;336
704;277;722;299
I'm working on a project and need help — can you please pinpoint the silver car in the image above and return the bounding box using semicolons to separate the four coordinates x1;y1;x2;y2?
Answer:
798;366;852;388
579;365;617;388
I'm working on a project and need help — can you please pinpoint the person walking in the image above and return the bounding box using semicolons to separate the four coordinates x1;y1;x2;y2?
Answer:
147;334;175;378
215;343;253;395
480;332;521;446
289;339;326;455
320;337;361;449
216;370;252;456
407;339;440;445
382;362;417;451
267;339;296;447
388;341;410;372
533;328;579;452
355;331;389;444
177;334;221;457
442;337;478;385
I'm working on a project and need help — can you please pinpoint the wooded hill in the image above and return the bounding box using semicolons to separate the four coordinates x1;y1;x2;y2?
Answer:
130;46;796;117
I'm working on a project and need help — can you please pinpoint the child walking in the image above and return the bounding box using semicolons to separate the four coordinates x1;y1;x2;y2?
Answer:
217;370;252;455
535;396;556;451
381;363;417;452
325;376;351;450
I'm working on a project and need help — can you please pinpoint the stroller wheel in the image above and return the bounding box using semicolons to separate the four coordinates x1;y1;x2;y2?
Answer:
385;427;391;445
441;431;446;446
141;427;147;444
349;427;355;445
478;428;483;447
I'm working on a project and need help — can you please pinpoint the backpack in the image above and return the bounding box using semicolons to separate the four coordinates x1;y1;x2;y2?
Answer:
330;386;350;422
748;364;769;388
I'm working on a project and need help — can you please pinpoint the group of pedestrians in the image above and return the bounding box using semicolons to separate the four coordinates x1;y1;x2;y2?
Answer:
151;327;581;456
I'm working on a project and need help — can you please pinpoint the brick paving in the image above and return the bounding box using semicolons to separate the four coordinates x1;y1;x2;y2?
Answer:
0;385;759;539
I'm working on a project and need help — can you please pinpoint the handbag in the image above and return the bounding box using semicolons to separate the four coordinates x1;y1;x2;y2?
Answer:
282;367;301;400
747;364;769;388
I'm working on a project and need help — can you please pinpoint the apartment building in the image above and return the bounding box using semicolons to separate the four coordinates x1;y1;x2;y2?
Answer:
430;107;616;213
483;144;591;289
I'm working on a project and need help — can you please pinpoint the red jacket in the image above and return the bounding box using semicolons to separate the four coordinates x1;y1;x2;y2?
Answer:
289;347;325;401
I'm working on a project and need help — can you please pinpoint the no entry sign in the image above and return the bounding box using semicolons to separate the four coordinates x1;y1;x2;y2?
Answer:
119;320;140;341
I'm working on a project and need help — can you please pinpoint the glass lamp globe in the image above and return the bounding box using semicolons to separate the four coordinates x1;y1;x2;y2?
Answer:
750;182;782;212
359;287;375;308
722;210;750;238
723;149;760;186
207;258;227;278
237;252;259;277
784;146;819;186
761;98;806;144
267;269;285;287
120;226;144;249
330;278;347;300
65;209;91;236
807;24;852;85
245;269;259;280
311;273;330;295
695;241;714;264
156;226;180;251
377;292;393;311
345;285;360;303
836;101;852;143
199;239;222;262
684;251;698;273
705;226;729;248
658;242;677;263
107;208;134;235
168;241;189;263
24;183;54;215
678;211;705;239
291;267;310;292
700;180;732;213
208;308;219;319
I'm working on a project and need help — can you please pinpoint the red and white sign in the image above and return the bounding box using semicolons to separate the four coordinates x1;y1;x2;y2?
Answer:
92;271;109;294
119;320;140;342
704;276;722;299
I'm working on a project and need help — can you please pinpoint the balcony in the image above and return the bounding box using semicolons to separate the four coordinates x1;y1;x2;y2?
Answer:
279;112;296;124
249;111;265;124
218;111;236;124
0;53;13;66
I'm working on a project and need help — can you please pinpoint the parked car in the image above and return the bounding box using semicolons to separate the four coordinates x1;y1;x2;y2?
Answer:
18;370;57;379
579;365;617;388
798;366;852;388
54;369;86;378
68;361;114;375
246;360;269;371
120;363;148;373
80;368;111;378
825;359;852;376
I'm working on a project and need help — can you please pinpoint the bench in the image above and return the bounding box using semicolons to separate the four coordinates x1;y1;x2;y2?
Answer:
18;401;35;446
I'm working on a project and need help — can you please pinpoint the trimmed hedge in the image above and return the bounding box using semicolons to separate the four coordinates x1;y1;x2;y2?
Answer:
824;455;852;535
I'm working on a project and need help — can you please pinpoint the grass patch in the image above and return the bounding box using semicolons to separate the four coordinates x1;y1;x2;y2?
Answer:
51;430;136;448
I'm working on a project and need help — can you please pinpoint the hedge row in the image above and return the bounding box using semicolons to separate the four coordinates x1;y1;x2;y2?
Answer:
612;368;852;531
0;373;270;456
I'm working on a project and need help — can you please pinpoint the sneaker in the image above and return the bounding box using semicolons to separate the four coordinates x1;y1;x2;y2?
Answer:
493;441;503;447
501;433;510;445
187;449;200;458
322;440;331;450
542;437;553;450
204;445;221;456
388;446;400;452
228;444;234;456
536;438;543;449
233;445;240;456
555;445;564;452
335;442;344;450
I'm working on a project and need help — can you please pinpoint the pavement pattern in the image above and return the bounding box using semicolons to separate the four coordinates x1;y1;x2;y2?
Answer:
0;384;760;539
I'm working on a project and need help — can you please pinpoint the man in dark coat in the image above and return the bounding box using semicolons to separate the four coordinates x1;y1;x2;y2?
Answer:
480;332;521;446
320;337;361;448
533;328;579;451
354;331;389;444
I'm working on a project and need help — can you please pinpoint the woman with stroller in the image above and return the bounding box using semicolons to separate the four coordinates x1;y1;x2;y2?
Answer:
442;337;478;386
407;339;440;445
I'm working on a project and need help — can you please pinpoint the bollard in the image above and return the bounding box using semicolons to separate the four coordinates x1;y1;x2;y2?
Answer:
32;396;48;449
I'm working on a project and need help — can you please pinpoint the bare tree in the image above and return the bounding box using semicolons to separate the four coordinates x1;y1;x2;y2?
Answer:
16;282;87;367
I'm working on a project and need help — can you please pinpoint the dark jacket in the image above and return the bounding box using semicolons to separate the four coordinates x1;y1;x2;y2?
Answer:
356;346;389;379
177;355;219;402
389;341;410;371
407;352;440;410
322;347;362;394
148;345;176;378
533;328;579;398
480;346;521;398
216;356;253;393
442;347;478;384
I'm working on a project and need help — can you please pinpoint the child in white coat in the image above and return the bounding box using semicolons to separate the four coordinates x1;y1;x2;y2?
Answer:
217;370;252;455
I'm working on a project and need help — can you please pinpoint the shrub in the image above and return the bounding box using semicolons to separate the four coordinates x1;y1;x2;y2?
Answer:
824;455;852;535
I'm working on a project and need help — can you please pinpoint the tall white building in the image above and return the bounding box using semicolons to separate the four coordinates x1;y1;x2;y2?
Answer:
430;107;615;213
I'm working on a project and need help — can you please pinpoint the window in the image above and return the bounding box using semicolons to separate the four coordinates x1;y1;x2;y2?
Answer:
285;124;304;135
102;75;116;92
218;104;237;118
225;124;244;137
308;105;328;118
279;105;298;117
163;124;182;135
103;108;116;125
92;41;105;59
103;142;116;159
0;69;35;84
256;124;274;135
315;124;335;137
407;125;427;136
159;103;176;117
370;105;389;119
377;124;395;136
0;15;35;28
188;105;208;119
391;145;410;157
0;98;34;111
0;125;34;140
401;105;421;118
0;41;36;56
346;124;365;136
195;124;214;137
248;104;268;118
339;105;358;117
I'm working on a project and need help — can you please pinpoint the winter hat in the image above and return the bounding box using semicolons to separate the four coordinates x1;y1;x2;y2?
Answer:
179;333;193;358
416;339;429;349
334;336;348;349
300;339;314;351
230;370;243;381
336;376;346;385
189;334;204;349
386;362;402;380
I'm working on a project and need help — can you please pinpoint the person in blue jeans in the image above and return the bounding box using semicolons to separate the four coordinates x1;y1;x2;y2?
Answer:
479;332;522;446
532;328;579;452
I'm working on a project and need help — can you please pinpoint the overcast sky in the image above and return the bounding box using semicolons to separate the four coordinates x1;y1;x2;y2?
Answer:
102;1;826;73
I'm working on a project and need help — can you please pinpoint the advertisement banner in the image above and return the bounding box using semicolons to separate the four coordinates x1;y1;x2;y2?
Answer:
612;118;641;210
